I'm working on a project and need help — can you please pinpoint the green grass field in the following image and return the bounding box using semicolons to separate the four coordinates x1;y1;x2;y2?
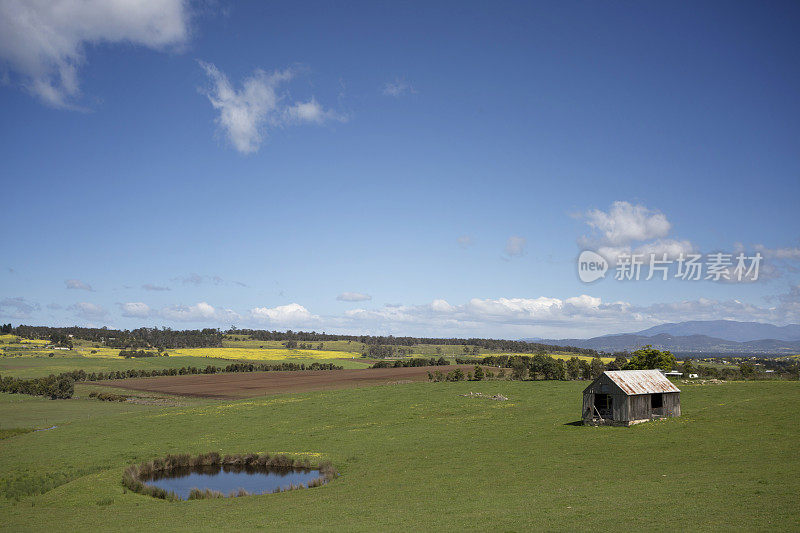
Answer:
0;378;797;531
0;354;370;379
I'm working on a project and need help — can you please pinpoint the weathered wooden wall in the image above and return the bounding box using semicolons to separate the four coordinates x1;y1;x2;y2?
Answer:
583;375;681;425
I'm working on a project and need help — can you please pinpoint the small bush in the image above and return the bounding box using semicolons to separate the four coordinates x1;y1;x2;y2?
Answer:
88;391;128;402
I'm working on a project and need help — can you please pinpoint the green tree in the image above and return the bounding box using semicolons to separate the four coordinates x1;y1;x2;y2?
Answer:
473;365;484;381
590;357;606;378
566;357;581;380
607;355;628;371
579;359;592;380
739;361;756;378
511;359;528;380
623;345;676;371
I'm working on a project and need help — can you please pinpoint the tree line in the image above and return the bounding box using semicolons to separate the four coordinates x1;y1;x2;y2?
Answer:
10;326;224;349
449;346;678;381
7;325;596;356
371;357;451;368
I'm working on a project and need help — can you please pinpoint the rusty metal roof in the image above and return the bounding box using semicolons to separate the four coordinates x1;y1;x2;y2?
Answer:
603;370;681;395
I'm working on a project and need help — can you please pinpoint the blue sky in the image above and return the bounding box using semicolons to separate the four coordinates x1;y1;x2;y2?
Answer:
1;1;799;338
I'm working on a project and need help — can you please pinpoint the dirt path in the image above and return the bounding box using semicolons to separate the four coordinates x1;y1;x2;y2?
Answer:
97;365;477;399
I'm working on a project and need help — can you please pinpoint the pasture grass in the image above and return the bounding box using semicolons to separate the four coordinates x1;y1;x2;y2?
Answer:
0;392;157;430
0;379;797;531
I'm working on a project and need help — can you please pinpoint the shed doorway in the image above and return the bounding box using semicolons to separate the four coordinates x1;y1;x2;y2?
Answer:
594;393;613;419
650;393;663;409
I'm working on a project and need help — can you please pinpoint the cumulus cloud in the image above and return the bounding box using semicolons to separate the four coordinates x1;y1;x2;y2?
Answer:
199;62;345;154
250;303;316;324
337;292;372;302
382;78;416;97
579;201;695;265
0;0;190;108
69;302;107;320
584;201;671;246
65;279;93;291
504;236;527;258
118;302;152;318
142;283;170;291
160;301;239;323
0;297;40;318
430;299;454;312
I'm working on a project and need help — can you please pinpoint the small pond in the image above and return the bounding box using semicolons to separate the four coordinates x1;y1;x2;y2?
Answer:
144;465;323;500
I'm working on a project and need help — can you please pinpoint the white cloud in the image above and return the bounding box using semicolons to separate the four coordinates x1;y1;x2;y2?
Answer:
250;303;316;324
333;290;800;338
0;0;190;108
172;273;227;286
382;78;416;97
337;292;372;302
65;279;93;291
430;299;454;312
0;297;40;318
199;62;345;154
142;283;170;291
457;235;473;248
118;302;151;318
633;239;695;260
160;301;239;323
579;201;695;266
285;97;342;124
504;236;527;258
69;302;107;320
754;244;800;260
583;201;671;246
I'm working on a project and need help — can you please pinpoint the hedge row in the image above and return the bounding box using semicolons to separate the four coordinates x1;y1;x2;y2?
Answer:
370;357;451;368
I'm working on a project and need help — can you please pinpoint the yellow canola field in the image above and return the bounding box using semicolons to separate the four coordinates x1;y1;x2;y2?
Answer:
489;352;614;364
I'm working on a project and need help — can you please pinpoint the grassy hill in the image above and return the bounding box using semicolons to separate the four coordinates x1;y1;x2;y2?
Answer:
0;379;797;531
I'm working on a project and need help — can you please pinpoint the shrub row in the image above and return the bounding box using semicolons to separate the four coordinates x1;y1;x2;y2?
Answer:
0;374;74;399
118;349;161;358
428;366;492;382
123;452;338;501
88;391;128;402
370;357;451;368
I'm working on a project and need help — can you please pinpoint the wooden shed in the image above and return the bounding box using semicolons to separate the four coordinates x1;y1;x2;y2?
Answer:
582;370;680;426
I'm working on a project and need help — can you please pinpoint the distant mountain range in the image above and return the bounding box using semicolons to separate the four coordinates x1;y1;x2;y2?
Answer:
526;320;800;356
633;320;800;342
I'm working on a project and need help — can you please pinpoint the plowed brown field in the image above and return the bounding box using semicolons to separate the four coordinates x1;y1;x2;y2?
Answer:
98;365;480;399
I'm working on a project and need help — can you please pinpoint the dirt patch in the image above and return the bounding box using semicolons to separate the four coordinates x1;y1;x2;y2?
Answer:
96;366;474;399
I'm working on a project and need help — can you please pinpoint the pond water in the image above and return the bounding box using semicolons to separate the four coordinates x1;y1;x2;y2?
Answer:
144;465;323;499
